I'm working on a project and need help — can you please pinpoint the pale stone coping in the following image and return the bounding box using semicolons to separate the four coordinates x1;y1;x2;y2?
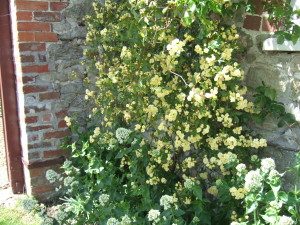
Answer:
263;38;300;52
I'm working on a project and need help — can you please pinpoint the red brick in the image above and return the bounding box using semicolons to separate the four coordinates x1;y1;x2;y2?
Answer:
27;125;52;132
18;32;35;41
22;65;49;73
35;32;58;42
28;142;52;148
16;11;32;21
50;2;69;11
39;92;60;101
18;22;50;32
243;15;261;31
42;114;52;122
22;76;35;83
19;43;46;52
23;85;48;93
55;110;67;119
58;120;67;128
15;1;48;11
32;185;53;194
30;168;44;178
20;55;35;63
44;129;70;139
25;116;38;123
262;16;276;32
34;12;61;22
44;149;67;158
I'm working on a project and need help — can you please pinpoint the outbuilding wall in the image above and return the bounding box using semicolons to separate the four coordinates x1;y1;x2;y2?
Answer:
7;0;300;201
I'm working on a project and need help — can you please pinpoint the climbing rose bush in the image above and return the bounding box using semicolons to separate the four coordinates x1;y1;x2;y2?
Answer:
46;0;300;224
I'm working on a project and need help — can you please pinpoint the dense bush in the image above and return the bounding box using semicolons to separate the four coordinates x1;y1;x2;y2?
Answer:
47;0;300;224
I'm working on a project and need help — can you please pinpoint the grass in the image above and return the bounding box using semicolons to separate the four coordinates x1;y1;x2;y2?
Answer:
0;203;43;225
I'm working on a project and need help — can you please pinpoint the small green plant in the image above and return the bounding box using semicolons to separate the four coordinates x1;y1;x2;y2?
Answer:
0;199;43;225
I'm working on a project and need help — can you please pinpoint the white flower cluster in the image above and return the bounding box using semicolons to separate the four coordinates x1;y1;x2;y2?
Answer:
167;38;185;56
184;179;195;189
261;158;275;173
45;169;60;183
278;216;294;225
120;215;132;225
236;163;247;176
269;169;280;180
64;176;75;186
244;170;263;192
269;201;282;210
116;128;132;144
148;209;160;223
22;198;38;213
107;217;120;225
42;216;54;225
160;195;174;210
56;210;68;223
99;194;110;206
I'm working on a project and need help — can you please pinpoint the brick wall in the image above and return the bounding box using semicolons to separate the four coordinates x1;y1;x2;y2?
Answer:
10;0;71;201
243;0;275;32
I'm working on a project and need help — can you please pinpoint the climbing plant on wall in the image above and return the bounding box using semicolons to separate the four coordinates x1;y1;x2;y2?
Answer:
46;0;300;224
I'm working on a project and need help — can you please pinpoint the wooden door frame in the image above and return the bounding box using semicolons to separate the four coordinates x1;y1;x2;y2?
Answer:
0;0;25;193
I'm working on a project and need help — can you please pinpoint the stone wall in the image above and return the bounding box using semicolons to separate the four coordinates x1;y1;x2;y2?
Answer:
240;1;300;189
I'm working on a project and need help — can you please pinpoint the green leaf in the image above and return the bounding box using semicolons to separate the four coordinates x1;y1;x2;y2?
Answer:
246;201;258;214
193;185;203;200
277;35;285;44
278;191;288;203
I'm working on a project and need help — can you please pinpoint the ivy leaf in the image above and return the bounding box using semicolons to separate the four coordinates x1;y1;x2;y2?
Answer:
277;35;285;44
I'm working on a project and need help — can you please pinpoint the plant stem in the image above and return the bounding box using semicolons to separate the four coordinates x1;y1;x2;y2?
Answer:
254;208;258;225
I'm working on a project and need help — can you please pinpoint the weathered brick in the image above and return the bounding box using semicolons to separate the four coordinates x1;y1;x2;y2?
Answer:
25;105;49;114
35;32;58;42
19;43;46;52
18;32;35;42
32;185;53;194
42;114;52;122
16;1;48;11
25;116;38;123
58;120;67;128
22;65;49;73
18;22;50;32
44;149;67;158
20;55;35;63
28;152;41;160
23;85;48;93
27;125;52;132
262;16;276;32
39;92;60;101
34;12;61;22
29;168;44;178
16;11;33;21
38;54;47;62
44;129;70;139
243;15;261;31
50;2;69;11
28;142;52;149
23;76;35;83
55;110;67;119
248;0;264;15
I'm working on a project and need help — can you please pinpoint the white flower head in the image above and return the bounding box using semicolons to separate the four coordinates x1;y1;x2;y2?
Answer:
261;158;276;173
184;179;195;189
278;216;294;225
244;170;263;192
116;128;132;144
148;209;160;222
236;163;247;175
269;169;280;180
99;194;110;206
270;200;282;210
160;195;173;210
46;170;60;183
107;217;120;225
120;215;132;225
